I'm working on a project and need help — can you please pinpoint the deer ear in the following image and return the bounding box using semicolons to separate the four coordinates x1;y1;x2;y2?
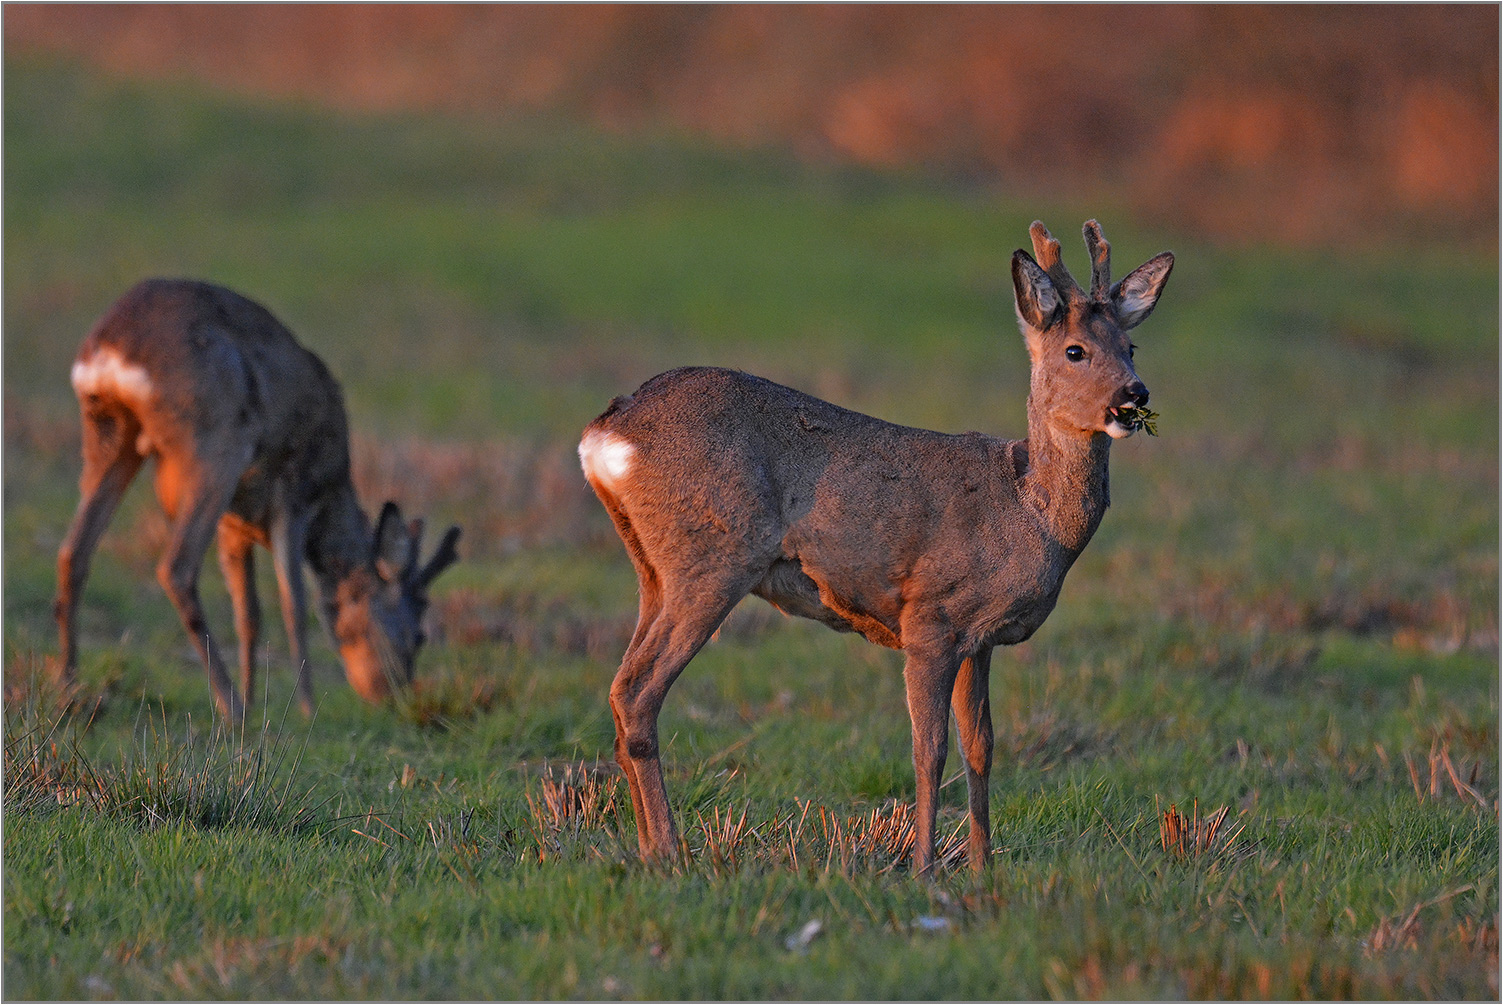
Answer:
1012;250;1062;337
372;501;409;582
1111;252;1174;330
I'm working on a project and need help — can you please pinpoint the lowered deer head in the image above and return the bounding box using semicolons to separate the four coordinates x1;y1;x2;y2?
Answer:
333;503;461;703
54;278;461;721
580;220;1173;873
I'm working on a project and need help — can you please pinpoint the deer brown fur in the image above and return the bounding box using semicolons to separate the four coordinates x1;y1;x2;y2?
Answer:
54;278;461;721
581;221;1173;873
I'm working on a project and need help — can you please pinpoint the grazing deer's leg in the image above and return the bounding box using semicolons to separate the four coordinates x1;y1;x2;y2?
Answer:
270;509;315;717
610;582;749;862
216;521;261;708
55;406;145;688
904;645;961;876
952;648;995;873
155;457;247;723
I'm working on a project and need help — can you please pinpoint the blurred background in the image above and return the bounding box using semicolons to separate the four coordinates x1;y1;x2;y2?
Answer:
7;4;1498;245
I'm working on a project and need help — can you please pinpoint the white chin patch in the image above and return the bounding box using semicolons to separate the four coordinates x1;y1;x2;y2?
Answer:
1105;420;1134;439
578;430;636;487
71;348;154;402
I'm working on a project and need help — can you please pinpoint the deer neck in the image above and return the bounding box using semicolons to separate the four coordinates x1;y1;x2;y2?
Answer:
306;484;375;595
1020;397;1112;556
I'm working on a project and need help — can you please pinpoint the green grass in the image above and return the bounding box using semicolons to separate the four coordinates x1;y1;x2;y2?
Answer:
4;56;1498;999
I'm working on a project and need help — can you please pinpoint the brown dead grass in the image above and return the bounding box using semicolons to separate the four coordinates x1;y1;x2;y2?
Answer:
1157;798;1250;864
1403;739;1495;811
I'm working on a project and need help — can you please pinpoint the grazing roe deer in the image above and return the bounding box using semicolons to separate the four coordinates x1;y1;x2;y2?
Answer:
580;221;1173;873
54;279;461;722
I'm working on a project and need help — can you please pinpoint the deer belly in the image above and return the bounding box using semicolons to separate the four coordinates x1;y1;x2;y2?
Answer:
751;558;902;649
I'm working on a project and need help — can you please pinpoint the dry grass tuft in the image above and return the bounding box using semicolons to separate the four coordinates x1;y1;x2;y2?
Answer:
1157;798;1249;863
1364;885;1479;956
526;761;623;842
788;798;967;874
1403;738;1493;809
692;803;758;872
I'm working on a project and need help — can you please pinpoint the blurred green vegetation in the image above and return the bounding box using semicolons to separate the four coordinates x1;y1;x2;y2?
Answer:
4;56;1498;1000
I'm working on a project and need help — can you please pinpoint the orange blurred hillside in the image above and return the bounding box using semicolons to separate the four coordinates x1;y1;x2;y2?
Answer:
6;4;1497;245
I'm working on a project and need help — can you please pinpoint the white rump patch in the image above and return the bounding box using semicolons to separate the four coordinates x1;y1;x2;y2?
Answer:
71;348;153;402
578;429;636;488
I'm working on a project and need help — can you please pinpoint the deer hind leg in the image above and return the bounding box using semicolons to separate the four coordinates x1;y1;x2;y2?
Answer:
903;644;962;876
611;572;664;840
951;648;995;872
610;577;753;864
216;520;261;710
154;451;249;724
589;488;666;848
54;401;145;689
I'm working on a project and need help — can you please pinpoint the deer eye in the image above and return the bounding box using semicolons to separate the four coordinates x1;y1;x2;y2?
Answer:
1065;345;1085;362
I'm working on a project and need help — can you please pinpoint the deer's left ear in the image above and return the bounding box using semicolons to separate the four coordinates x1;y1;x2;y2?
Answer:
373;501;410;582
1111;252;1174;330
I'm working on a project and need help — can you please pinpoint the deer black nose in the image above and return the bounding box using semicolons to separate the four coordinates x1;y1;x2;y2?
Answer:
1123;381;1149;407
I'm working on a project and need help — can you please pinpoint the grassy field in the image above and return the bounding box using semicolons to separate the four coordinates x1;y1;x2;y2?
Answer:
4;57;1498;999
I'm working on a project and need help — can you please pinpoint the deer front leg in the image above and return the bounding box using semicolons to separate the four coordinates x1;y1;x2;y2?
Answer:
952;648;994;873
270;508;315;717
903;645;961;876
216;522;261;709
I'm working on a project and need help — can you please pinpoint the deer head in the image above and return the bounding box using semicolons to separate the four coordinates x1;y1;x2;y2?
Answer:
335;501;461;702
1012;220;1173;440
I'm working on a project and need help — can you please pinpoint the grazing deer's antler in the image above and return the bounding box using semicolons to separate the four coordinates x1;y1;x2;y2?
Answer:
582;220;1174;875
54;279;462;720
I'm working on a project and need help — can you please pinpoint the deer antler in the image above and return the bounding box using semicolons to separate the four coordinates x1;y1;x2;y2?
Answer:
1029;221;1081;295
1083;220;1111;301
417;526;461;588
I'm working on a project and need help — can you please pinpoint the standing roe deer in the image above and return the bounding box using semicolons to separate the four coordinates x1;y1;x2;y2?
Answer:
580;221;1173;873
54;278;461;722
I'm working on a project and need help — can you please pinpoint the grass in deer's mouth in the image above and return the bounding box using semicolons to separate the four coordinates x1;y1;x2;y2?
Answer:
1112;403;1159;435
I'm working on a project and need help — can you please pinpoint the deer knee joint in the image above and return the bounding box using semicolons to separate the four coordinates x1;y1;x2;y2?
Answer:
626;736;658;759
